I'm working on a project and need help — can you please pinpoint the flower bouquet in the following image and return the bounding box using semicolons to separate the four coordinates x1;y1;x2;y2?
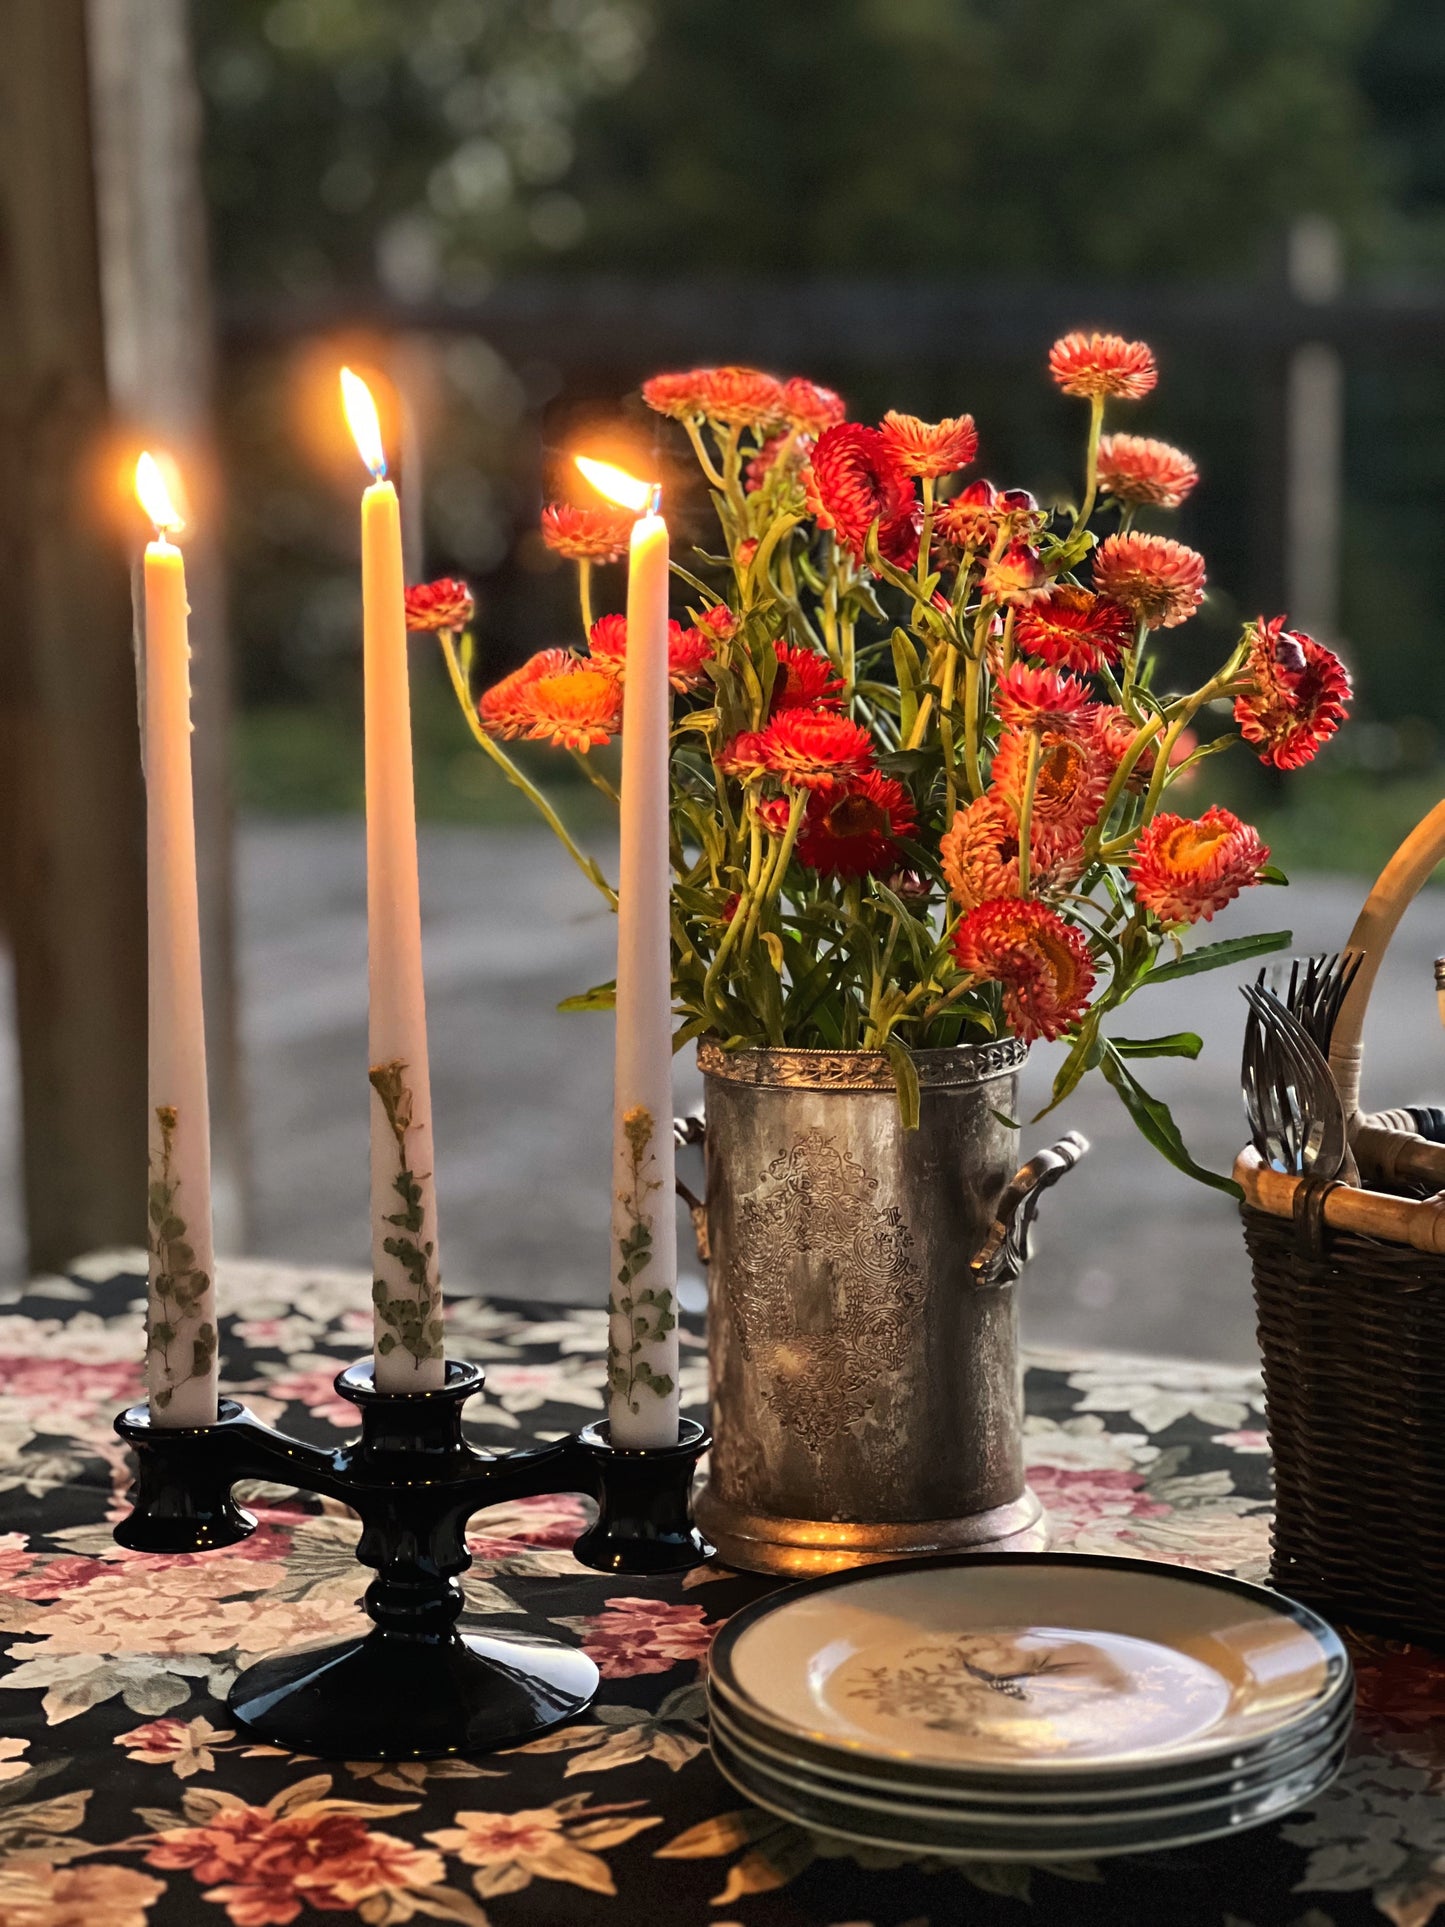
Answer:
426;331;1351;1190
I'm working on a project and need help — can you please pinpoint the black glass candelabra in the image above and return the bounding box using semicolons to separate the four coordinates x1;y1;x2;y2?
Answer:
113;1359;711;1761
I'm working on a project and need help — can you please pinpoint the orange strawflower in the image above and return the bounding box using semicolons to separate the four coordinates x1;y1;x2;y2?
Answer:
540;502;635;563
478;648;574;738
643;365;785;429
1048;331;1158;401
940;797;1021;912
952;898;1097;1043
879;411;979;479
1014;586;1134;674
1130;806;1268;925
795;771;917;878
757;707;875;789
404;577;474;632
996;663;1093;733
770;641;844;713
587;614;712;692
478;648;621;751
991;725;1111;870
1234;616;1351;771
1097;433;1199;509
1093;531;1205;630
782;377;847;436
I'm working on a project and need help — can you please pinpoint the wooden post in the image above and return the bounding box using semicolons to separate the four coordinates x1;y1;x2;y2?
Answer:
0;2;147;1272
86;0;248;1250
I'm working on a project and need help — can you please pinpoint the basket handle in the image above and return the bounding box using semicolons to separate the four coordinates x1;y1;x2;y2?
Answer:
1329;798;1445;1123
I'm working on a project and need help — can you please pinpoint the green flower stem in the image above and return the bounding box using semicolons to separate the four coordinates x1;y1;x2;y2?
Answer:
1073;394;1105;532
939;642;960;821
682;417;727;492
578;560;595;640
962;647;985;801
438;630;617;909
1015;727;1043;895
740;788;806;955
916;476;936;592
568;747;619;803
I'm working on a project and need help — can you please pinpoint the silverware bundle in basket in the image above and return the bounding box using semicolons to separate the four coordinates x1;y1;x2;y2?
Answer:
1237;800;1445;1642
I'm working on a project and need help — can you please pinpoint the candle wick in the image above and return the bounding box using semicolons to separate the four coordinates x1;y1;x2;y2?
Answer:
371;457;389;482
646;483;661;516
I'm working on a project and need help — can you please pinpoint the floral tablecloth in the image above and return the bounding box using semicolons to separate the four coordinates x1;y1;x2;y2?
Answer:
1;1256;1444;1927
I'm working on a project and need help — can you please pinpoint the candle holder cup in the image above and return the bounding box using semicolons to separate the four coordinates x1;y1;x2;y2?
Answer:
113;1360;712;1760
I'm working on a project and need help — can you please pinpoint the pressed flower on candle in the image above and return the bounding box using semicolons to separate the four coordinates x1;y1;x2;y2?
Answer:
134;452;218;1426
341;368;445;1390
576;453;681;1448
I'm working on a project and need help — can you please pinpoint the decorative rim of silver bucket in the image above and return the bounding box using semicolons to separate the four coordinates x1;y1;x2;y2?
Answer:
696;1037;1027;1091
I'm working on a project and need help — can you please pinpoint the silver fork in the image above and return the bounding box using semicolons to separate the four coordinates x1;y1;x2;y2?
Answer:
1241;982;1351;1180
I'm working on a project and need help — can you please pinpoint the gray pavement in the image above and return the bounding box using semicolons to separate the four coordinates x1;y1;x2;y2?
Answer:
4;821;1442;1361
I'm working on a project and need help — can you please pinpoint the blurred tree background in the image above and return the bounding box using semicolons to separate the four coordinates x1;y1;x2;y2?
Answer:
190;0;1445;866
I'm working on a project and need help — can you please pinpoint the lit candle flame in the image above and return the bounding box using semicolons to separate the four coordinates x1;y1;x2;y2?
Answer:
575;454;659;516
134;451;185;537
340;366;387;479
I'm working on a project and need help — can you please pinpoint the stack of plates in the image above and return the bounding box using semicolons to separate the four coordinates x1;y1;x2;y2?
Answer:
707;1554;1352;1860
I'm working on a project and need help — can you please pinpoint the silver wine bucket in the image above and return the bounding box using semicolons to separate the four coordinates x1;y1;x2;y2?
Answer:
687;1039;1086;1577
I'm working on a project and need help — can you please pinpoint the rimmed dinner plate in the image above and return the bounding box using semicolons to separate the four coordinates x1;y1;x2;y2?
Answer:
709;1554;1352;1791
707;1686;1355;1814
708;1720;1350;1863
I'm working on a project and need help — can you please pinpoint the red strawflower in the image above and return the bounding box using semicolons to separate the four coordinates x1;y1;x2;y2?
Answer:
770;640;844;713
879;410;979;479
952;898;1097;1043
1130;806;1269;925
995;663;1093;733
755;796;794;835
403;577;474;632
1093;531;1205;629
541;501;635;563
587;614;712;692
980;541;1049;603
795;771;917;878
758;707;875;789
1097;433;1199;509
696;604;736;641
782;376;847;436
1048;331;1158;401
715;731;770;778
940;796;1021;911
1015;586;1135;673
808;423;918;561
991;725;1112;871
1234;615;1351;771
478;649;621;750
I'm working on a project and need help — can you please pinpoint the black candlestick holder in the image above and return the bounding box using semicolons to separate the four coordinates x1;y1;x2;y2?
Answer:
113;1359;712;1761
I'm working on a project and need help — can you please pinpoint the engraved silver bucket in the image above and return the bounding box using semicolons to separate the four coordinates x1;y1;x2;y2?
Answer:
688;1039;1086;1577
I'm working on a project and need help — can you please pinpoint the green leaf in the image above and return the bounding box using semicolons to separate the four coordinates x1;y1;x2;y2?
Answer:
1110;1031;1204;1060
558;980;617;1014
377;1333;396;1355
1147;930;1291;984
1099;1043;1241;1197
988;1108;1022;1130
890;627;922;741
886;1039;921;1131
1258;865;1289;886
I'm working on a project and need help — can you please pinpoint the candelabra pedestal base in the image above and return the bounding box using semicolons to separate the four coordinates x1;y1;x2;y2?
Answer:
229;1627;600;1760
114;1360;711;1760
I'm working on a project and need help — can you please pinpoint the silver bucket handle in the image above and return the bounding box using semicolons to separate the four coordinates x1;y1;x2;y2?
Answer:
970;1131;1089;1289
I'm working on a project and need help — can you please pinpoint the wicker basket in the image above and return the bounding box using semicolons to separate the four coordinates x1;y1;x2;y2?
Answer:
1236;799;1445;1642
